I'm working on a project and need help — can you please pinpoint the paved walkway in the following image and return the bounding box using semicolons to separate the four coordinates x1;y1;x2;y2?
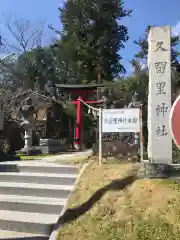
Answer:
33;149;92;162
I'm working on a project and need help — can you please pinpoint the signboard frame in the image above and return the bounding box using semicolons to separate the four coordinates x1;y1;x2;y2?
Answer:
99;107;143;162
102;108;140;133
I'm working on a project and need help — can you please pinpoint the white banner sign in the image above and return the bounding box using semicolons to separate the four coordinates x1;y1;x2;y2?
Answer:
102;108;140;133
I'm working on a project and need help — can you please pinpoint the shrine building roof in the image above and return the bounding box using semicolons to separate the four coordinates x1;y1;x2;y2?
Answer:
55;83;110;91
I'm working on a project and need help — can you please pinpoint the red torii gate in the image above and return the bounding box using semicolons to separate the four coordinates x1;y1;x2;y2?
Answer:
55;84;107;149
72;96;103;149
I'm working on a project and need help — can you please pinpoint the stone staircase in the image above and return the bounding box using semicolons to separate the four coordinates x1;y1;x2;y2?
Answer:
0;160;79;239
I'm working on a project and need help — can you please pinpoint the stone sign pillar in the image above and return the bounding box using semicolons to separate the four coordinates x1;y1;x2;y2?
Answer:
148;26;172;164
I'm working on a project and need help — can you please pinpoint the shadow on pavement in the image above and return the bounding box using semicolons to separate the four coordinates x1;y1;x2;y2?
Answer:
0;163;20;172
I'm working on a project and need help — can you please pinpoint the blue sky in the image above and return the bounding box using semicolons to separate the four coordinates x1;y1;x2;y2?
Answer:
0;0;179;74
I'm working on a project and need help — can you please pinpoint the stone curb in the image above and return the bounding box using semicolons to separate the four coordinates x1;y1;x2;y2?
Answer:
137;162;180;179
39;150;92;163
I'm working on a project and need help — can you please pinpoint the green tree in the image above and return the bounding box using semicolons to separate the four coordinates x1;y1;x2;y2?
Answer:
134;25;180;96
134;25;180;67
12;47;68;91
57;0;132;82
51;39;86;84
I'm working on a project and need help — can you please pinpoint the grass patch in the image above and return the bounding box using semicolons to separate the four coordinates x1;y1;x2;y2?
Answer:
55;155;89;165
18;154;55;160
57;161;180;240
19;153;90;165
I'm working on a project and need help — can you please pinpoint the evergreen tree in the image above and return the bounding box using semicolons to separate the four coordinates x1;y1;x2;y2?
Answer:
134;25;180;92
12;47;66;91
58;0;132;82
134;25;180;67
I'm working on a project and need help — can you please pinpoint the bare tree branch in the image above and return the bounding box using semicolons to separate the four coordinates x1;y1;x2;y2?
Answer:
48;24;61;35
1;15;45;54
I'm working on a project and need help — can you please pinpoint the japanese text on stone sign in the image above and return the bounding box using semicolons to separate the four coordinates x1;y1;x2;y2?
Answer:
156;82;166;95
154;40;170;138
154;41;167;52
156;125;168;137
155;61;167;74
156;103;168;117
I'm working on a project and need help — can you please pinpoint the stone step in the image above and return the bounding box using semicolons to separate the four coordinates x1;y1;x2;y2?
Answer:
0;161;78;237
0;162;79;174
0;210;59;235
0;195;66;214
0;230;48;240
0;182;73;198
0;172;77;185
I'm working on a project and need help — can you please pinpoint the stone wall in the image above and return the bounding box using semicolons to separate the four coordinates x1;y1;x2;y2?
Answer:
39;138;68;154
93;132;138;159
